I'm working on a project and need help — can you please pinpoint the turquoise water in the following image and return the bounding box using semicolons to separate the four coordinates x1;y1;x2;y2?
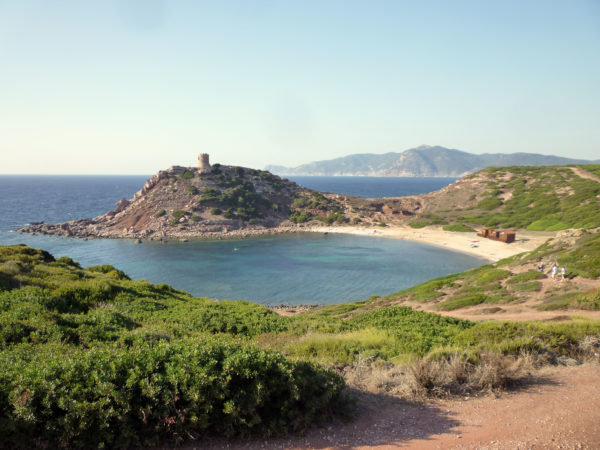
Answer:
0;175;485;305
1;231;485;304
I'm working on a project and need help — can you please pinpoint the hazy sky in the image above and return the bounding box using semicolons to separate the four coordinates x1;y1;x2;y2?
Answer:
1;1;599;174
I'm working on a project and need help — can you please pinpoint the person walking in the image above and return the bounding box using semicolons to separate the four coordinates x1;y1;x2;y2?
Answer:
560;266;566;281
551;264;558;280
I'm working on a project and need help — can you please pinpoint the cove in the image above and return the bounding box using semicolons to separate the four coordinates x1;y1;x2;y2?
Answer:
1;231;486;305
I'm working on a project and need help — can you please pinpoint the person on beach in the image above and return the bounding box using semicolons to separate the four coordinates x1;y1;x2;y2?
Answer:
551;264;558;280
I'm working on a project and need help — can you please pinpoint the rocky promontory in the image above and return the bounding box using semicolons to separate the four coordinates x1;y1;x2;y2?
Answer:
17;162;358;239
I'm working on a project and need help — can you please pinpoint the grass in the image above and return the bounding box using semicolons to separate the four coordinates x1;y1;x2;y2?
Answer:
538;289;600;311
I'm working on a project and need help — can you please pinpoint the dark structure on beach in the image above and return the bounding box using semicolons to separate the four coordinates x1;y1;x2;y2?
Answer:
477;228;516;243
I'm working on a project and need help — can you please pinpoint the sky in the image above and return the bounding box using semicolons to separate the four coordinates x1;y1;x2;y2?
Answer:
1;0;599;174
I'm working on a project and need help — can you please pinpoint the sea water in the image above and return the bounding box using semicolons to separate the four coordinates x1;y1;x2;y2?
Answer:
0;175;484;305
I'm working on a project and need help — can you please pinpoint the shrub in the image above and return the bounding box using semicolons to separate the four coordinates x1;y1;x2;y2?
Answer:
409;220;429;229
436;293;489;311
181;170;194;179
289;210;312;224
443;224;475;232
155;209;166;218
87;264;129;280
187;185;199;195
0;339;347;448
316;212;347;225
172;210;187;221
201;188;222;202
477;196;503;210
211;208;222;215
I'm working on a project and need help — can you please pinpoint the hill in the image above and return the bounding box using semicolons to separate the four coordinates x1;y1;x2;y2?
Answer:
1;238;599;447
18;163;348;239
266;145;597;177
344;164;600;231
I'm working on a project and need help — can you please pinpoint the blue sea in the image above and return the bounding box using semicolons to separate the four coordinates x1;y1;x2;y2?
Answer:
0;175;484;305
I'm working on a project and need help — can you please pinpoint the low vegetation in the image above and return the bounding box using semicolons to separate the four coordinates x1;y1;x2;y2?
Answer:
398;165;600;232
289;191;347;225
456;166;600;230
0;245;348;448
3;188;600;446
383;230;600;313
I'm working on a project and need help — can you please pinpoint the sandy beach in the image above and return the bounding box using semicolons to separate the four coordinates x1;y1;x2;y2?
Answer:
306;225;554;262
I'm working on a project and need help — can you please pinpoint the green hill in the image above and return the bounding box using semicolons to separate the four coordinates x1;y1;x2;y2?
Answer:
344;164;600;231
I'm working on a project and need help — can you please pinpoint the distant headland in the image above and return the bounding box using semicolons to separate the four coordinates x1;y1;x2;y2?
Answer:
266;145;599;177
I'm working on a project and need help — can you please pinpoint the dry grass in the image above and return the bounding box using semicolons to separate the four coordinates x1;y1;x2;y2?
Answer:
579;335;600;360
343;351;540;400
342;335;600;401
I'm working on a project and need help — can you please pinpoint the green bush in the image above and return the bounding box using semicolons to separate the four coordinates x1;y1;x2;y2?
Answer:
172;210;187;221
436;293;490;311
477;196;502;210
409;220;429;229
211;208;222;215
443;224;475;232
181;170;194;179
316;212;347;225
155;209;166;217
347;306;474;356
289;210;312;224
0;339;346;448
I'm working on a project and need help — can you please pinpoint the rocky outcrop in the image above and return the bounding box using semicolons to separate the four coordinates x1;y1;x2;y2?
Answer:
17;164;334;239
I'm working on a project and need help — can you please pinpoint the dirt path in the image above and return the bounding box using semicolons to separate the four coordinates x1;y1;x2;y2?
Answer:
570;166;600;184
191;365;600;449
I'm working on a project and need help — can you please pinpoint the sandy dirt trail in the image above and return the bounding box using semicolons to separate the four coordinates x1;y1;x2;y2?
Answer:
188;365;599;450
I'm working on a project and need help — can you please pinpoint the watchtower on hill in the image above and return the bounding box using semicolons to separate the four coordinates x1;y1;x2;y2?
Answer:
198;153;211;174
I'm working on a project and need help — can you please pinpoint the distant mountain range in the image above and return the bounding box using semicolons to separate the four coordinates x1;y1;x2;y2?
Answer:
266;146;599;177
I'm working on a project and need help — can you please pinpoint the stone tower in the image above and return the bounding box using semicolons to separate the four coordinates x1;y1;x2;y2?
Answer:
198;153;211;174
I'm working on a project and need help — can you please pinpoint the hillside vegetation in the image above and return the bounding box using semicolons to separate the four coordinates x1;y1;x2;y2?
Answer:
455;165;600;230
360;228;600;313
345;165;600;232
2;243;600;447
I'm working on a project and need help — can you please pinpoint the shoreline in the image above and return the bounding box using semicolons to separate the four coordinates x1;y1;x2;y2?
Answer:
302;224;553;262
17;223;554;262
